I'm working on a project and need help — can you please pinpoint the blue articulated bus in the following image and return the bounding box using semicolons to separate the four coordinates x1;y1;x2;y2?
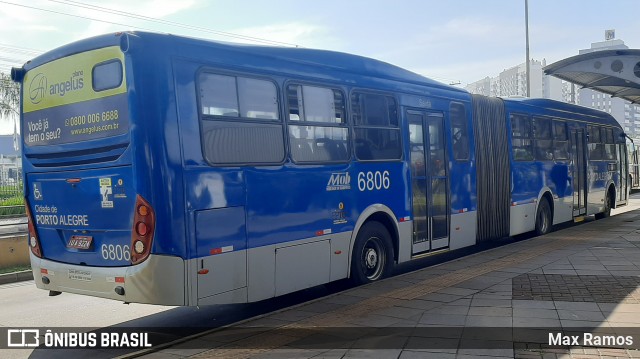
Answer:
629;143;640;190
11;32;629;306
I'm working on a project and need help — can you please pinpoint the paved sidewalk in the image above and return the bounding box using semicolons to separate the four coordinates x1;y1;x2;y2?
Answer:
136;211;640;359
135;210;640;359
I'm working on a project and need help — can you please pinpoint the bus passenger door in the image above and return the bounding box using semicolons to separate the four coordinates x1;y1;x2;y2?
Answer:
618;143;629;204
570;129;587;216
632;147;640;188
408;110;449;255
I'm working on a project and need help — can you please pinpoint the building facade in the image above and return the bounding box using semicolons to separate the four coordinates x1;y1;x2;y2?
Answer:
465;35;640;139
0;134;21;186
466;59;572;102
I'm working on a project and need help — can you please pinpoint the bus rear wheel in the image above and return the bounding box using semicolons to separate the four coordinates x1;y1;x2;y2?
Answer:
350;222;394;285
595;192;613;219
535;199;552;236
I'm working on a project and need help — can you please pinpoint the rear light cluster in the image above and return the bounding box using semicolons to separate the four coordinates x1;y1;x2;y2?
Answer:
25;200;42;258
130;195;155;265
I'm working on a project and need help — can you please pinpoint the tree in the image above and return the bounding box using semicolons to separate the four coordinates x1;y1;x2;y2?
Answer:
0;72;20;154
0;71;20;121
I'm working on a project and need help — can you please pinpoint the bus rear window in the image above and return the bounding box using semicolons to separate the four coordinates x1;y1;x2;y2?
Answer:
93;60;123;91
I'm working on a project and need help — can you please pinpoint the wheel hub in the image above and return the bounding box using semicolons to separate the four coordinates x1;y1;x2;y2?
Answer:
539;214;547;231
365;248;378;269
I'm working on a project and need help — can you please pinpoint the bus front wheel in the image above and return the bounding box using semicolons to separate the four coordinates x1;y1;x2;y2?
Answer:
350;222;394;285
535;199;552;236
595;192;613;219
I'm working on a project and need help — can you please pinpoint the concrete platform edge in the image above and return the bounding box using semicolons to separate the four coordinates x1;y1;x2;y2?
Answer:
0;269;33;285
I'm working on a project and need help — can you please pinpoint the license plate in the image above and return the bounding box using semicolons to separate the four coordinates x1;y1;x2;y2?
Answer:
67;235;93;250
68;269;91;281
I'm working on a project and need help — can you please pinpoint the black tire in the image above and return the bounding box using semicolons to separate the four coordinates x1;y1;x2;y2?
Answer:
534;198;552;236
595;191;613;219
350;222;394;285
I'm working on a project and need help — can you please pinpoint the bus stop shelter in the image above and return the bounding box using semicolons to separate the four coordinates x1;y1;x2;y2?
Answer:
543;49;640;104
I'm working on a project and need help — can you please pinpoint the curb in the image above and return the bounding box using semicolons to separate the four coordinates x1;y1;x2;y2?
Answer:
0;270;33;285
0;231;27;239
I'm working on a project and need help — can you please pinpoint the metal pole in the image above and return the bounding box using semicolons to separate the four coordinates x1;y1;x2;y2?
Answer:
525;0;531;97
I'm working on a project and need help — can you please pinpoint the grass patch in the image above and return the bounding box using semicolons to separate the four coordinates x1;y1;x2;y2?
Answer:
0;185;22;193
0;205;24;216
0;264;31;275
0;196;25;216
0;196;24;206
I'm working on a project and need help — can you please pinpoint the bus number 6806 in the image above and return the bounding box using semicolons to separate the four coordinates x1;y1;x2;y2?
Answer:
357;171;390;191
101;244;131;261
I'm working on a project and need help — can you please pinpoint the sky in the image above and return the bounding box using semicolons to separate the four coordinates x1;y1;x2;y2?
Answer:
0;0;639;134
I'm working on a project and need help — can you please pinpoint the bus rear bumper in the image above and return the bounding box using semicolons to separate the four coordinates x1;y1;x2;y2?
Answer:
30;253;185;306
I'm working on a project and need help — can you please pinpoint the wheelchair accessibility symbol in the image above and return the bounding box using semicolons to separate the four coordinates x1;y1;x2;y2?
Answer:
33;182;43;201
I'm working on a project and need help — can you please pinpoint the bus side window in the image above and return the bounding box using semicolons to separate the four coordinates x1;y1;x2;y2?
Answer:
286;84;349;163
604;127;616;160
510;114;533;161
198;72;285;165
588;125;603;161
533;117;553;161
450;102;469;161
200;74;240;116
352;92;401;161
552;120;569;160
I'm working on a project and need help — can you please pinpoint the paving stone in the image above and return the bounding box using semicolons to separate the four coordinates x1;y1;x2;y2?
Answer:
512;274;640;303
465;315;513;327
467;306;513;317
273;310;319;322
604;311;640;324
456;344;514;358
556;309;605;321
470;298;512;308
449;298;472;306
513;317;561;328
346;314;404;327
403;337;460;351
512;300;557;310
371;306;425;320
398;350;456;359
554;301;601;311
396;299;443;311
559;319;610;328
513;308;559;319
250;349;327;359
434;287;479;297
342;349;403;358
418;313;467;326
427;305;470;315
599;303;640;313
416;292;462;303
